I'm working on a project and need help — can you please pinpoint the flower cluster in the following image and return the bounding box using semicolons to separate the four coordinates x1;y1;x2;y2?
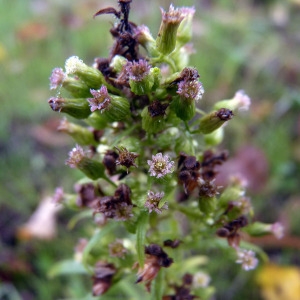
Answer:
47;1;281;298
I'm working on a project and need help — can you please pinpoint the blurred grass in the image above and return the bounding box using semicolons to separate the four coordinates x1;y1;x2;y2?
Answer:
0;0;300;299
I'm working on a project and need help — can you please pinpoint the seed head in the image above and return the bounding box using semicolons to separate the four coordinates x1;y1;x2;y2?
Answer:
115;146;139;171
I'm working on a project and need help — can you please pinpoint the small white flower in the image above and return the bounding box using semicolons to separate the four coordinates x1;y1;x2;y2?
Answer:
233;90;251;111
193;271;211;288
236;249;258;271
147;153;174;178
65;55;84;74
270;222;284;239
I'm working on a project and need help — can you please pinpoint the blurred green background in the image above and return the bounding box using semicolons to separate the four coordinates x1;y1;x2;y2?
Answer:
1;0;300;299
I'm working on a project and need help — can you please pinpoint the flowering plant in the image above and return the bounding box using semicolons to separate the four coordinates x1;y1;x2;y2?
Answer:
48;1;283;298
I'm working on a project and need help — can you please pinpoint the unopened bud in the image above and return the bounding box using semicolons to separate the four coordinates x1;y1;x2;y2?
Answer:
244;222;284;239
66;145;105;180
88;86;131;122
65;56;106;89
62;77;91;98
176;7;196;46
49;67;90;97
170;96;195;121
198;196;217;214
110;55;127;73
134;25;158;57
141;100;169;134
125;60;161;95
198;108;233;134
86;112;109;130
214;90;251;112
156;5;185;55
48;96;91;119
204;127;224;146
58;118;97;146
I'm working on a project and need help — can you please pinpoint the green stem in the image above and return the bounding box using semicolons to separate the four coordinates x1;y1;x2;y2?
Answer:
184;120;191;133
111;123;139;148
151;54;177;73
196;108;206;115
103;175;118;188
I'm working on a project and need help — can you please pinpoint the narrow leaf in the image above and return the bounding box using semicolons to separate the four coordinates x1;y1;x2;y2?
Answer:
151;268;164;300
136;211;149;268
82;222;117;270
48;260;87;278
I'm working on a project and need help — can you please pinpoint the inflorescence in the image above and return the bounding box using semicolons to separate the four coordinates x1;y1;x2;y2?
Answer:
48;1;283;298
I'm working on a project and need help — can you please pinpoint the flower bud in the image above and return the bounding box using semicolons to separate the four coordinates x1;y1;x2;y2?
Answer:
141;100;169;134
58;118;97;146
204;127;224;146
170;95;195;121
48;96;91;119
66;145;105;180
62;77;91;98
198;108;233;134
110;55;127;73
156;5;185;55
85;111;109;129
214;90;251;112
198;196;217;214
87;86;131;122
125;60;160;95
176;7;196;46
244;222;284;239
49;67;91;97
134;25;158;57
219;185;245;207
170;44;194;71
65;56;106;89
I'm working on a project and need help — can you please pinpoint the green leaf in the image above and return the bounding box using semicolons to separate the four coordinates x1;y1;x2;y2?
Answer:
136;211;149;268
82;222;117;271
48;260;87;278
67;210;93;230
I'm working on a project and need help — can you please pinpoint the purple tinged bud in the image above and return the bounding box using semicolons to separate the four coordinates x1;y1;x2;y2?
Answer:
88;86;111;112
66;145;85;168
144;191;167;214
125;59;151;82
177;79;204;102
156;5;186;55
49;67;66;90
